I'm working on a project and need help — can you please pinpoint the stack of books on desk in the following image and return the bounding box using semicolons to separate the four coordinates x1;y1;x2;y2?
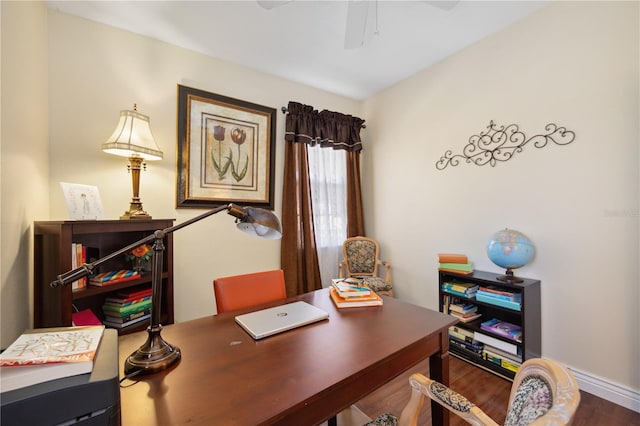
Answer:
102;287;152;329
331;278;370;296
329;279;383;308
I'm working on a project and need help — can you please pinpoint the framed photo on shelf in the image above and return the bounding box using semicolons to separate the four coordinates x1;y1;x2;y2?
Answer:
177;85;276;209
59;182;105;220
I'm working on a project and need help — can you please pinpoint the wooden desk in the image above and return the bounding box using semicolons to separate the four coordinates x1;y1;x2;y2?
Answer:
118;289;457;425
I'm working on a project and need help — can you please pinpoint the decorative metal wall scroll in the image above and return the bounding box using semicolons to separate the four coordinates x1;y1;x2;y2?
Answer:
435;120;576;170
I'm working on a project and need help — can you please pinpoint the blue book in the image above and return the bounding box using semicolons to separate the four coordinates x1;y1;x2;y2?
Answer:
442;287;476;299
476;294;521;311
477;287;521;302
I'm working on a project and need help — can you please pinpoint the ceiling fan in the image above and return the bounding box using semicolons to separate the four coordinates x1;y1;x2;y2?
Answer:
257;0;460;49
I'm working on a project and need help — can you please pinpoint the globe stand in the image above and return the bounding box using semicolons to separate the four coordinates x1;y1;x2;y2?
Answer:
496;268;524;283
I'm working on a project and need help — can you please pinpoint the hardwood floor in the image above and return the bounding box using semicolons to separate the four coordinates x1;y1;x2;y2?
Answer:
354;356;640;425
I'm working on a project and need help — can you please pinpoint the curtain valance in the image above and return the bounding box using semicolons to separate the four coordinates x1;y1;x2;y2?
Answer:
284;101;365;152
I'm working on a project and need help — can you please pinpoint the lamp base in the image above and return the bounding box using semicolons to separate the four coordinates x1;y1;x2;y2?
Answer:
121;211;152;220
124;325;181;375
121;201;152;220
120;155;152;220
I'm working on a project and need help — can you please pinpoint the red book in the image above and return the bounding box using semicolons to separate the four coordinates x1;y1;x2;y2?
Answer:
104;294;151;306
72;308;103;326
116;287;153;300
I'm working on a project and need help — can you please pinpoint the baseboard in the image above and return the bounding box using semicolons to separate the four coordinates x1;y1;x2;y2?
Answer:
569;366;640;413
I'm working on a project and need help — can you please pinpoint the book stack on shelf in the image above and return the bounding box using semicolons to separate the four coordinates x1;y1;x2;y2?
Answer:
438;269;539;380
329;278;383;308
437;253;474;275
480;318;522;343
102;287;152;329
446;299;482;323
90;269;141;287
71;243;85;290
481;341;522;373
476;285;522;311
450;323;524;374
441;281;479;299
448;325;484;358
475;317;523;373
473;329;523;373
70;243;98;290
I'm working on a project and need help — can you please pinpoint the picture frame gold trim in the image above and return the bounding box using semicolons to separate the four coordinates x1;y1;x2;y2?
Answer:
177;85;276;209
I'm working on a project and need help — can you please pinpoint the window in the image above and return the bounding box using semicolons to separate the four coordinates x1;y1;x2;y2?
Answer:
308;145;347;285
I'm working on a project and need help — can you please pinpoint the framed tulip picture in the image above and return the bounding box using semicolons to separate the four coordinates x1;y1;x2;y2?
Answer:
177;85;276;209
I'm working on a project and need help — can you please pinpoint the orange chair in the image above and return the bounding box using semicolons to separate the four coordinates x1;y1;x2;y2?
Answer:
213;269;287;314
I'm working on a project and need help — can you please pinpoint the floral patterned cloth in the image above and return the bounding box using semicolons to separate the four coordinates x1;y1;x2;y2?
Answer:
345;239;378;274
366;374;553;426
344;239;393;292
363;412;398;426
429;380;475;413
504;374;553;426
361;277;393;292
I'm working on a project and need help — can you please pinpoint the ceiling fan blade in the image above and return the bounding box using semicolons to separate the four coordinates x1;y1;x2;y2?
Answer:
422;0;460;11
344;1;371;49
257;0;292;10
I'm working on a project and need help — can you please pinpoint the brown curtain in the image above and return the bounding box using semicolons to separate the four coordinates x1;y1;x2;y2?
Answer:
280;101;365;295
346;151;365;237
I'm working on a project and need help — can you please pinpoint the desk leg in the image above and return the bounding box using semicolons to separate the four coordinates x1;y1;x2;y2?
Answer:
429;332;450;426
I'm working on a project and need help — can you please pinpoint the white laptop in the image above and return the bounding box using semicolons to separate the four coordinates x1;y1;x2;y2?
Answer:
235;301;329;340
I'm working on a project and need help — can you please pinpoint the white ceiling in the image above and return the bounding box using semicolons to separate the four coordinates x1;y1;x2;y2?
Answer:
45;0;549;100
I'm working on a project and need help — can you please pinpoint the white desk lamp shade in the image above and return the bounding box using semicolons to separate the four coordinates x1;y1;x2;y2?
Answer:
102;109;163;160
101;105;163;220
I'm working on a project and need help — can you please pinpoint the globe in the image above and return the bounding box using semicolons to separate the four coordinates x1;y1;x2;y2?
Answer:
486;229;535;282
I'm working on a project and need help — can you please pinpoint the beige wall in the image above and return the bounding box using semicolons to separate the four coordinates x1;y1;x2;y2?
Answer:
47;9;360;330
1;0;638;410
1;1;50;348
363;1;639;398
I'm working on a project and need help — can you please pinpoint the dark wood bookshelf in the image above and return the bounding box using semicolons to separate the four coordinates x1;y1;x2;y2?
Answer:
439;269;541;380
33;219;174;335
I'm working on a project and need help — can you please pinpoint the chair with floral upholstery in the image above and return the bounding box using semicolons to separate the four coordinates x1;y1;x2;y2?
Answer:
338;236;393;297
364;358;580;426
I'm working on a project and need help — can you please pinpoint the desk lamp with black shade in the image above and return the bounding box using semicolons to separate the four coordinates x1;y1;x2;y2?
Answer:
50;203;282;375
